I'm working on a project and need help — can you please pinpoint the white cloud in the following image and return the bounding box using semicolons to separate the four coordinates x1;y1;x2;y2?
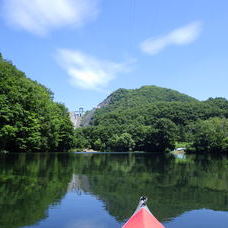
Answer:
66;219;107;228
140;21;203;55
1;0;99;35
56;49;132;90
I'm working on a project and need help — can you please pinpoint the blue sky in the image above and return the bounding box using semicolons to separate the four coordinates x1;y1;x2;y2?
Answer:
1;0;228;111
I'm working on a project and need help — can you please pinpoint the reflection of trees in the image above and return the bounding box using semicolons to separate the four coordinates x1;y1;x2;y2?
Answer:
0;153;74;228
0;153;227;227
72;153;228;222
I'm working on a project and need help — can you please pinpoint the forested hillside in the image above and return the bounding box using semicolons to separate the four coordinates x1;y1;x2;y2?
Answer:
75;86;228;153
97;86;197;110
1;53;228;153
0;54;74;152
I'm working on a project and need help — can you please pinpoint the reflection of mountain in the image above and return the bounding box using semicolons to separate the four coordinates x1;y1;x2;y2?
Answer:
71;153;228;222
0;153;227;228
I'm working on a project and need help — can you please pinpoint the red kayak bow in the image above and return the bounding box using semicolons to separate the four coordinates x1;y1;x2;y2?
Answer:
122;197;165;228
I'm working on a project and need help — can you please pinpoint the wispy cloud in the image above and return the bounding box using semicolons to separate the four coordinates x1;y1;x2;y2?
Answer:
140;21;203;55
66;219;108;228
56;49;132;91
2;0;100;35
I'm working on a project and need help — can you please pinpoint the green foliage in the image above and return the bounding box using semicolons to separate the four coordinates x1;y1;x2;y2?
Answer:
150;118;177;152
175;142;191;149
75;120;177;152
204;97;228;113
0;54;74;152
99;85;197;111
109;133;135;151
74;128;90;149
189;118;228;153
76;85;228;153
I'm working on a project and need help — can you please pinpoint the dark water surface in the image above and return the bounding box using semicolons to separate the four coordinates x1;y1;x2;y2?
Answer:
0;152;228;228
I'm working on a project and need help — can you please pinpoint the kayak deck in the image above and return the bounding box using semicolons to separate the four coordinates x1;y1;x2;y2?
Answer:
122;197;165;228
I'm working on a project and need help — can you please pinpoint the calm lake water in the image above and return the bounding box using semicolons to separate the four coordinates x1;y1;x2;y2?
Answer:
0;152;228;228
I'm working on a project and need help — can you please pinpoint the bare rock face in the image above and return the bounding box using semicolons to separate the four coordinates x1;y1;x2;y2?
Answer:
80;108;96;127
97;95;112;108
97;88;128;108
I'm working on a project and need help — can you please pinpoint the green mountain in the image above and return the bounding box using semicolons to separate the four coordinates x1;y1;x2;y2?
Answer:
76;85;228;153
82;85;198;127
91;85;224;127
97;85;198;109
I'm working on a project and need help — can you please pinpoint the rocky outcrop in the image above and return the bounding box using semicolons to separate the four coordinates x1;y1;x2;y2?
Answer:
80;108;96;127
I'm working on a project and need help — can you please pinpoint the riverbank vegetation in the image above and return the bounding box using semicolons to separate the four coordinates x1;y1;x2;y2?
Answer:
0;54;74;152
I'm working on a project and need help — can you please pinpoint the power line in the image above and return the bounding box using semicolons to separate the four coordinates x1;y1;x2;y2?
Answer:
129;0;136;49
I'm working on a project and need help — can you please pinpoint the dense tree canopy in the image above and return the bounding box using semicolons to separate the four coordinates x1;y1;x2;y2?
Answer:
189;118;228;153
0;54;74;152
76;86;228;153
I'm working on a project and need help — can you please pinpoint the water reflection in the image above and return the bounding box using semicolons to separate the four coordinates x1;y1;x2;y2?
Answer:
174;153;186;159
0;152;227;228
164;209;228;228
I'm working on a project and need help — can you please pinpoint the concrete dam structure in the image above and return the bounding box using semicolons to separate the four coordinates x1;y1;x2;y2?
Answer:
70;107;97;128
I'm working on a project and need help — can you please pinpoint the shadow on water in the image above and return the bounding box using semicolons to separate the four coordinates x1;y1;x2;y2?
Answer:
0;152;227;227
